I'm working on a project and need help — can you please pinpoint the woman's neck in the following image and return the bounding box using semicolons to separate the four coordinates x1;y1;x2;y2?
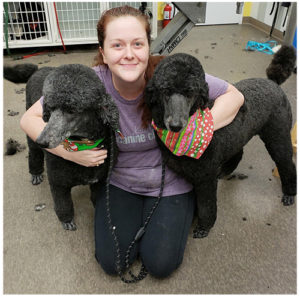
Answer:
112;74;145;100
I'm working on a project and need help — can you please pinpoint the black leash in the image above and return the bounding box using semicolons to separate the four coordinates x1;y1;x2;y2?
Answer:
105;128;166;283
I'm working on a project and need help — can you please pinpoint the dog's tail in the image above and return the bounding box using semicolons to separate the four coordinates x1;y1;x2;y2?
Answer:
266;45;296;85
4;63;38;83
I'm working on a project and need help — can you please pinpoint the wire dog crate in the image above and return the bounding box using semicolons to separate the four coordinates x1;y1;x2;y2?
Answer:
3;2;157;49
3;2;52;47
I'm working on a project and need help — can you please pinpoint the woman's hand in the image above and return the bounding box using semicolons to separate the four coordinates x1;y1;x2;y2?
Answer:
210;83;244;131
62;148;108;167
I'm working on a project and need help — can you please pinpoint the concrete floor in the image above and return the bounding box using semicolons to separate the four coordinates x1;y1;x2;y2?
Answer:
3;24;296;294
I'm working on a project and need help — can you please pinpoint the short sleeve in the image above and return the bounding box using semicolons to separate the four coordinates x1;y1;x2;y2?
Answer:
205;74;228;100
39;96;44;106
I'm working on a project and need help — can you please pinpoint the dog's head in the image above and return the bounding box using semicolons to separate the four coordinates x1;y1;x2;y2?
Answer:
145;53;209;132
36;64;120;148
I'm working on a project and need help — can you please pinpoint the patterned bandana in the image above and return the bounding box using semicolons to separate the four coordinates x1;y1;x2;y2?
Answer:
151;108;214;159
62;138;104;152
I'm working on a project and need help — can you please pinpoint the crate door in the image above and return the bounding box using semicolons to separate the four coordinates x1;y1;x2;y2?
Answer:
49;2;157;45
49;2;107;45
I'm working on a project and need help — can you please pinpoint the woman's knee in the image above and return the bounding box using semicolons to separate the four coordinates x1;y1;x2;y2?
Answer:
95;248;139;276
143;254;182;279
95;252;119;275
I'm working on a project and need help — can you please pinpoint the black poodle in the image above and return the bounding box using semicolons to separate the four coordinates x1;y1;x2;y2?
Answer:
145;45;297;238
4;64;120;230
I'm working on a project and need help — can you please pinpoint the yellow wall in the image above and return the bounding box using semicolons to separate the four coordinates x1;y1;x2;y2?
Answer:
243;2;252;17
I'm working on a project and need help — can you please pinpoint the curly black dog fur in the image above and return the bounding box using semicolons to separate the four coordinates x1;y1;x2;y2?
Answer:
145;45;296;238
4;64;119;230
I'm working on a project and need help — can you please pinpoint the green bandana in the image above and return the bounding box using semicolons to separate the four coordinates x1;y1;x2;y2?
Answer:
62;138;104;152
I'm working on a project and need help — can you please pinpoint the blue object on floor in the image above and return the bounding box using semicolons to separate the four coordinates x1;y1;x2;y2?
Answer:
245;40;277;55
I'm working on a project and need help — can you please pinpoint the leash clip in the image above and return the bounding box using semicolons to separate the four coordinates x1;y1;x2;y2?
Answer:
134;227;145;241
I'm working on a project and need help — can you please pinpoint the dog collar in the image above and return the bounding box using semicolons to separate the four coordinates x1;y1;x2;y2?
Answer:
62;138;104;152
152;108;214;159
61;130;123;152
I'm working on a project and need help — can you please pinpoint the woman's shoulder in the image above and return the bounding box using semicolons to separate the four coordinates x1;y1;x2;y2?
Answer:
92;65;114;93
205;73;228;99
205;73;228;87
92;65;109;78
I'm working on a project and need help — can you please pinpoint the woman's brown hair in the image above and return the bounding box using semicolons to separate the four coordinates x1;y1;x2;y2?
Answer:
93;5;165;128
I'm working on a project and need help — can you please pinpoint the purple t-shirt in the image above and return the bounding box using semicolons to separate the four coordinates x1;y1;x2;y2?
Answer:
93;65;228;197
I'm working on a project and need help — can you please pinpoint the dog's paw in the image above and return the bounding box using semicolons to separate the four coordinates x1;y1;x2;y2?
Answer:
31;174;43;185
62;220;77;231
282;195;295;206
193;227;209;239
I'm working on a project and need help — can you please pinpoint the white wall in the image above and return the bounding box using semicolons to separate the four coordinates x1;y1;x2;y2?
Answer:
201;2;243;25
250;2;291;32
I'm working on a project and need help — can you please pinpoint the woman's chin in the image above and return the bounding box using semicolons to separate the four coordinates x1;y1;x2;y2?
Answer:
119;72;143;83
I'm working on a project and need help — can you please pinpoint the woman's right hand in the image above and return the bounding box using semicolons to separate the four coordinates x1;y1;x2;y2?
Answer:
63;148;108;167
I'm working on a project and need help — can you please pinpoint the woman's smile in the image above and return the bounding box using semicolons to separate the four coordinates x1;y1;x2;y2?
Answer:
120;63;138;69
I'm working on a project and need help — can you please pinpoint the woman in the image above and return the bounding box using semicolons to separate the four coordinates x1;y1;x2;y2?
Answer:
20;5;244;279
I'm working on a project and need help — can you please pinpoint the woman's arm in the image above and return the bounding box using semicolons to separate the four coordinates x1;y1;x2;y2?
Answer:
210;83;244;131
20;100;107;167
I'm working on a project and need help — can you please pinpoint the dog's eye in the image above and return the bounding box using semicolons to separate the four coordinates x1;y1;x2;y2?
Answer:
163;95;170;102
183;91;194;98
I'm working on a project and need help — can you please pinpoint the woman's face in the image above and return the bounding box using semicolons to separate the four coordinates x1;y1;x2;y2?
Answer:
101;16;149;84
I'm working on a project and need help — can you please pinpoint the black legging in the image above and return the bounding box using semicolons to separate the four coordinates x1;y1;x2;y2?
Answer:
94;184;195;278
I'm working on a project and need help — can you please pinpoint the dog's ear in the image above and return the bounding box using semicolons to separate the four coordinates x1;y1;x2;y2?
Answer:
196;81;209;110
189;76;209;113
144;78;155;108
98;94;121;132
42;101;51;122
144;78;165;127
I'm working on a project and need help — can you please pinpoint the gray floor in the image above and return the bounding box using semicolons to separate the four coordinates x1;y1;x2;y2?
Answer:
3;24;297;294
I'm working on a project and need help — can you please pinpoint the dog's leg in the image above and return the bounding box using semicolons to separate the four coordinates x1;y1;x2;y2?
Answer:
27;136;44;185
89;182;104;208
218;150;244;178
49;183;76;230
259;124;296;206
193;178;218;238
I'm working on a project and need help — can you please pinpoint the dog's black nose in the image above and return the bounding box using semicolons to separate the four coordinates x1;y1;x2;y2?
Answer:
169;125;182;132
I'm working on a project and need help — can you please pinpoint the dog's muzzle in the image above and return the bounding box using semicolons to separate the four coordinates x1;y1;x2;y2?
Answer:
163;94;193;132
